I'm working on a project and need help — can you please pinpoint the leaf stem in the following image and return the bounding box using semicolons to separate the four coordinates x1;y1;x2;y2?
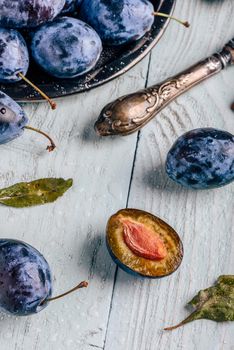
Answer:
24;125;56;152
46;281;88;303
17;72;56;110
153;12;190;28
164;312;198;331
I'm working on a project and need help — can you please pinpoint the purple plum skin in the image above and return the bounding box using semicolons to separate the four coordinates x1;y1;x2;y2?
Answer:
166;128;234;189
62;0;83;14
0;28;29;83
0;0;65;28
31;17;102;78
79;0;154;46
0;239;52;316
0;91;28;144
62;0;76;14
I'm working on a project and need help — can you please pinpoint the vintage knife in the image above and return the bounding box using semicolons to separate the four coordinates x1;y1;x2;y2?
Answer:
95;39;234;136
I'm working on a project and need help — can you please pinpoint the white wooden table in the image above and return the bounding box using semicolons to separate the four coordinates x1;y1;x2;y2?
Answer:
0;1;233;349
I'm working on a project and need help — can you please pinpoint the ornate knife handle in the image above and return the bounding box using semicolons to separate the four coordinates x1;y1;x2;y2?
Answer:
95;40;234;136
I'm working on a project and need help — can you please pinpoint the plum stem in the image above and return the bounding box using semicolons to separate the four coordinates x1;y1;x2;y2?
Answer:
46;281;88;303
24;125;56;152
153;12;190;28
17;72;57;110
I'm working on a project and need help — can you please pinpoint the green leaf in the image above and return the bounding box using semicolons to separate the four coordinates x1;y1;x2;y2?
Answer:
164;275;234;330
0;178;73;208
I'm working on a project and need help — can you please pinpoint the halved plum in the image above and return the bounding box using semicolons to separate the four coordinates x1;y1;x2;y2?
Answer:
106;209;183;278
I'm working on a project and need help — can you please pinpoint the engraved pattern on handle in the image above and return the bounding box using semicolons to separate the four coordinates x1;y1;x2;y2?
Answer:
95;43;233;136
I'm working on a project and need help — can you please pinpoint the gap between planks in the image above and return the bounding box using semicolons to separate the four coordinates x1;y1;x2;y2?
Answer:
102;53;153;350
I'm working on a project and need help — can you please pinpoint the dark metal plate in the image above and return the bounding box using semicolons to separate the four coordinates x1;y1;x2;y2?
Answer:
0;0;175;102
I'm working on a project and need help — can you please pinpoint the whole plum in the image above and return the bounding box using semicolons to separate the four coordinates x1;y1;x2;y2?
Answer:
0;239;52;315
0;0;65;28
166;128;234;189
0;91;56;151
79;0;154;46
31;17;102;78
62;0;76;14
62;0;83;14
0;91;28;144
0;28;29;83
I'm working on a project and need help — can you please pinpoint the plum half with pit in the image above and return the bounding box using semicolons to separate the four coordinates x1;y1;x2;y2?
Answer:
0;0;65;28
106;209;183;278
31;17;102;78
166;128;234;189
79;0;155;46
0;239;52;315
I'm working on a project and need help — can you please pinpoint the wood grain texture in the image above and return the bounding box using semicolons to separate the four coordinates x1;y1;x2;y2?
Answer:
0;1;233;349
104;1;234;350
0;58;149;349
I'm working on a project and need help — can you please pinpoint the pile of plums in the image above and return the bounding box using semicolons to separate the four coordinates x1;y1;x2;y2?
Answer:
0;0;187;81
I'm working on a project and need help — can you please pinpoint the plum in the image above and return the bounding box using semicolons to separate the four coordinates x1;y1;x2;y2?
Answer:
0;0;65;28
0;28;29;83
62;0;83;14
166;128;234;189
79;0;155;46
31;17;102;78
0;91;56;151
80;0;189;46
0;28;56;109
62;0;76;13
106;209;183;278
0;239;88;316
0;91;28;144
0;239;52;315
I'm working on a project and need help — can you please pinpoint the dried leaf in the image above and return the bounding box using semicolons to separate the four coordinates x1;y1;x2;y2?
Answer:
164;275;234;330
0;178;73;208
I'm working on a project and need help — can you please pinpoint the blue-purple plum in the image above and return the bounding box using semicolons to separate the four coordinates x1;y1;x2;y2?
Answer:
31;17;102;78
0;239;52;316
79;0;154;46
0;91;55;151
62;0;76;14
166;128;234;189
0;0;65;28
0;28;29;83
62;0;83;14
0;91;28;144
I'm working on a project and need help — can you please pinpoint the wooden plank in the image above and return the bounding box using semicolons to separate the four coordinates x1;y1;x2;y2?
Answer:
104;1;234;349
0;57;149;349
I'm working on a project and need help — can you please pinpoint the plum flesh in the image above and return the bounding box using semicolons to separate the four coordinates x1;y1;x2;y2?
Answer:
0;239;52;316
106;209;183;278
166;128;234;189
